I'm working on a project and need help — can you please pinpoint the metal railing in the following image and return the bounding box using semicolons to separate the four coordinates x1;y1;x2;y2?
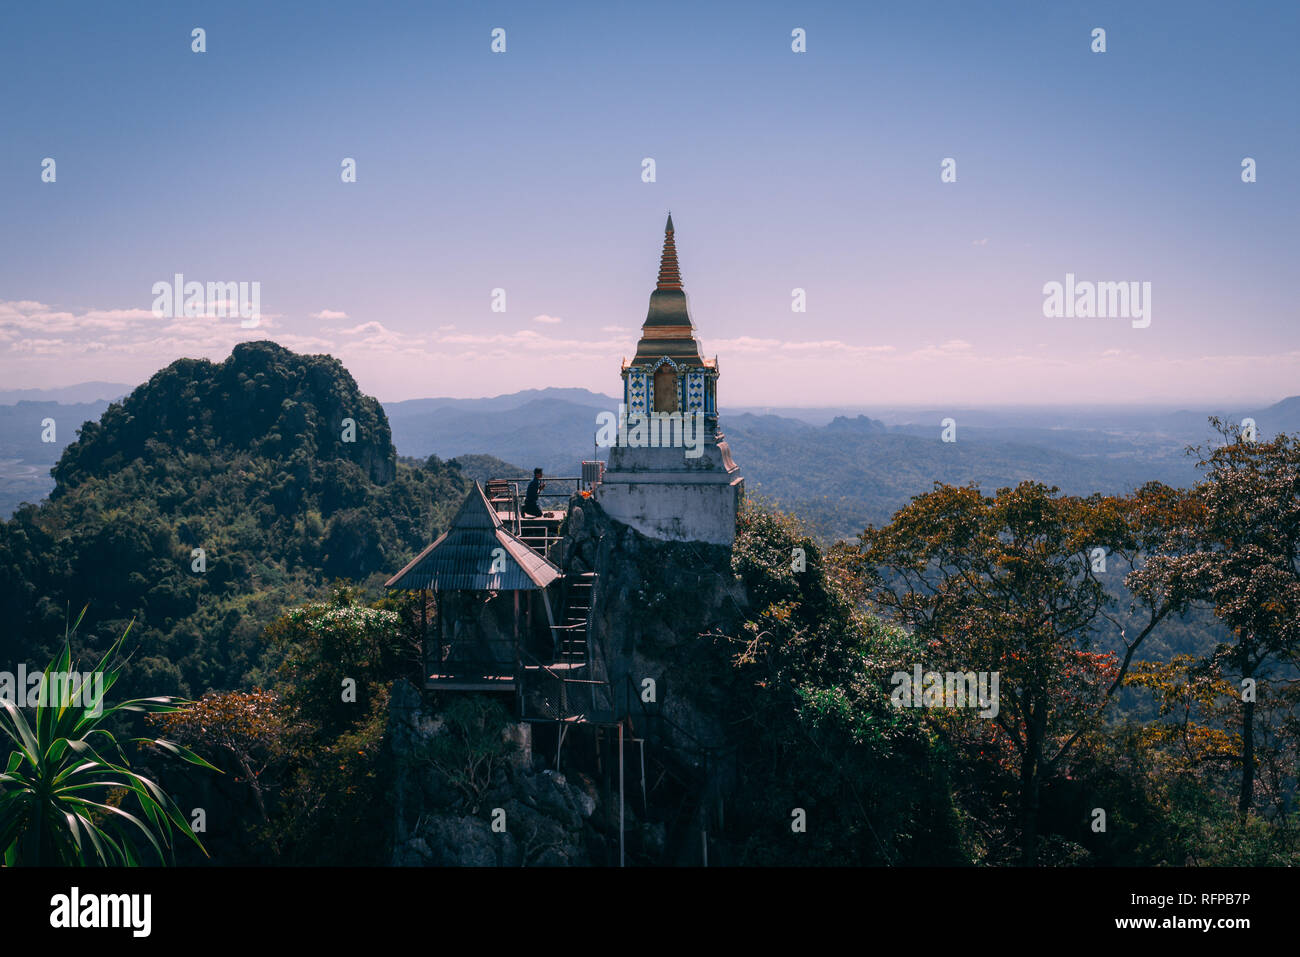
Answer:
488;475;588;540
426;635;518;682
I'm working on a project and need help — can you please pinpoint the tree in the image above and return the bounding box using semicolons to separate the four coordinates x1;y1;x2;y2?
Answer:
704;503;968;865
854;481;1187;863
1084;655;1300;865
151;689;284;838
256;588;414;863
414;695;513;813
264;585;411;738
1131;419;1300;816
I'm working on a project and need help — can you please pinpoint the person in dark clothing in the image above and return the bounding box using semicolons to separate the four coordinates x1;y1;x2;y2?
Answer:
522;468;544;517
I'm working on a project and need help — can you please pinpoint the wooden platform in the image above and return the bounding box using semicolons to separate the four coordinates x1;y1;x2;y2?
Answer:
495;509;564;522
425;674;517;691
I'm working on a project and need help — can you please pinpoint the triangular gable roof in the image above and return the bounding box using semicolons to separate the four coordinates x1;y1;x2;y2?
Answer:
385;481;561;592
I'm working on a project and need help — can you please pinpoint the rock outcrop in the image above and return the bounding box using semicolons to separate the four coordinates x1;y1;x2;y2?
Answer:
52;340;397;491
388;494;751;865
388;678;600;866
559;495;748;751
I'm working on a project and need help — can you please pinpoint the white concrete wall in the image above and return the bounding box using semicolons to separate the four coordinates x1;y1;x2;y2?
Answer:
594;478;742;545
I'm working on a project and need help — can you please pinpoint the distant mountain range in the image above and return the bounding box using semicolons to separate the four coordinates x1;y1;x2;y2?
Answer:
0;381;131;517
384;390;615;479
0;382;130;404
7;382;1300;540
0;399;114;518
384;387;1300;539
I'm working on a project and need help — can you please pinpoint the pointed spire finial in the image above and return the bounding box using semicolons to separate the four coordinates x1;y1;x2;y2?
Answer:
656;214;682;290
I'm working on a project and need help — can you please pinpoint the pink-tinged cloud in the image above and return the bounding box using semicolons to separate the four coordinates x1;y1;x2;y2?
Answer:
3;300;1298;408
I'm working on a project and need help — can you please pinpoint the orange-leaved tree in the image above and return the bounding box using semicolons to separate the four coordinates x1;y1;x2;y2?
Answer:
855;480;1191;863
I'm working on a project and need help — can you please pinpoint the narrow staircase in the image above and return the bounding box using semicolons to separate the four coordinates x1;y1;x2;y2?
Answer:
556;572;595;668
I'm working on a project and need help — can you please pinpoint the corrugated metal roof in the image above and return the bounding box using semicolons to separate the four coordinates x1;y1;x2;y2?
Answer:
385;481;561;592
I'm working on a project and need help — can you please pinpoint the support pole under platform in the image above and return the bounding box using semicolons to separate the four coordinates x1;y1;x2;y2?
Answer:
619;722;625;868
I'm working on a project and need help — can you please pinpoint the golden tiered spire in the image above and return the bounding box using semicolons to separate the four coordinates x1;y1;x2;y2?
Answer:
629;213;703;365
656;213;682;290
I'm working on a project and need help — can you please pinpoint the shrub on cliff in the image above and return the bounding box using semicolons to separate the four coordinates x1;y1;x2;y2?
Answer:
708;501;970;864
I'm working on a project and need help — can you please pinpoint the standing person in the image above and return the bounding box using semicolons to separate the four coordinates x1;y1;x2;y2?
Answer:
522;468;545;517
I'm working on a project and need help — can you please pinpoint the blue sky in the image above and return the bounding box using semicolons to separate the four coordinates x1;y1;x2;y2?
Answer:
1;0;1296;405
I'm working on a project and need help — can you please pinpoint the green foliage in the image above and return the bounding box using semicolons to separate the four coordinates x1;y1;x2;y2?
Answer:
704;501;969;865
266;585;409;739
0;342;469;700
260;588;411;863
276;682;394;865
412;695;514;813
852;480;1193;863
1133;419;1300;815
0;345;471;866
0;618;216;865
155;588;420;865
51;343;394;491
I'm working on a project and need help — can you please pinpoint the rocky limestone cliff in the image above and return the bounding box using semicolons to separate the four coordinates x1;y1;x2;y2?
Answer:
389;493;752;865
557;495;748;750
388;678;601;866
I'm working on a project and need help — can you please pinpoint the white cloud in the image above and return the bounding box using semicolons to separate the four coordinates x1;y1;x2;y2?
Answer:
711;335;895;357
0;299;316;378
910;339;974;359
340;321;387;336
6;299;1298;408
311;309;349;320
531;314;563;324
338;320;410;349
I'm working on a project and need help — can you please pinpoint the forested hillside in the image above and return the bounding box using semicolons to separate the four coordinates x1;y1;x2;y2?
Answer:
0;341;469;700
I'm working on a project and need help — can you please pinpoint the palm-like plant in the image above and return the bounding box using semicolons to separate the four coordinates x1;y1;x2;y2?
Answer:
0;615;219;865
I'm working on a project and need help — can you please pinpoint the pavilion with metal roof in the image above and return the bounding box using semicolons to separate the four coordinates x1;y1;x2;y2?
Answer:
386;482;566;693
386;481;561;593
